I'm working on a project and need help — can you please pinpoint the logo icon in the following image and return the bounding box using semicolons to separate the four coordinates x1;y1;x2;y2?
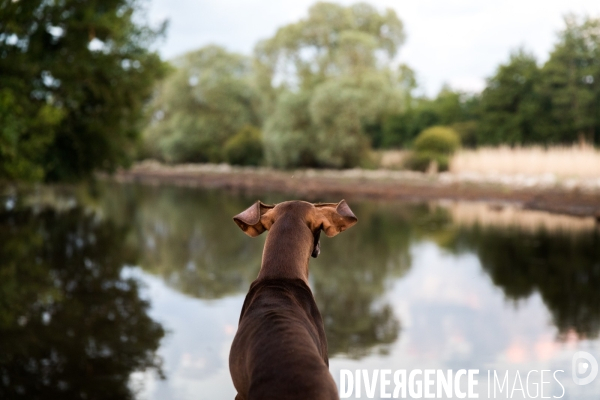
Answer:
572;351;598;385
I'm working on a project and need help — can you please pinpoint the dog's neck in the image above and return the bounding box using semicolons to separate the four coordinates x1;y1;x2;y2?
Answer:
257;214;313;284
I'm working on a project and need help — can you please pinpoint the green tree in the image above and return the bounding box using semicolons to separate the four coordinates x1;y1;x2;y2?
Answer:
0;89;62;181
254;2;405;96
142;46;261;163
223;125;264;166
538;15;600;145
382;86;478;148
477;49;544;145
0;0;167;182
256;2;408;168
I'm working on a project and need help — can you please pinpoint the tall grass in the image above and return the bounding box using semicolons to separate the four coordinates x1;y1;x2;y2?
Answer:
449;145;600;178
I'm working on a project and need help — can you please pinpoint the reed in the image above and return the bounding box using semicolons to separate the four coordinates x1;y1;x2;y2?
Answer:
449;145;600;178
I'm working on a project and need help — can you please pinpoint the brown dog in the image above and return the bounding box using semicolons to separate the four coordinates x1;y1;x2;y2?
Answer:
229;200;357;400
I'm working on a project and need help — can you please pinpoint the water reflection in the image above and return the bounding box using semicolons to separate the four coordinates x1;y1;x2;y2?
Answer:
3;184;600;399
99;185;408;358
450;224;600;339
389;201;600;341
0;206;164;400
102;185;265;299
312;204;411;358
98;184;600;346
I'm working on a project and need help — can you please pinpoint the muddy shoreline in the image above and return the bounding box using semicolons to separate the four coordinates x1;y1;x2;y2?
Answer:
112;162;600;219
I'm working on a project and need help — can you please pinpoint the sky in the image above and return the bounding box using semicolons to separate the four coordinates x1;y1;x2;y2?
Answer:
147;0;600;97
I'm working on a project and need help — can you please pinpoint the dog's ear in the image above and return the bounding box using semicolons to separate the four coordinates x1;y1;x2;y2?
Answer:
233;201;275;237
315;200;357;237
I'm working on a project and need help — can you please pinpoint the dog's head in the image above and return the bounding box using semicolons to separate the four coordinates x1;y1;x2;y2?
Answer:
233;200;357;258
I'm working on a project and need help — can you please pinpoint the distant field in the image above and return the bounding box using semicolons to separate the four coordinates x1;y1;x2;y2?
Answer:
449;145;600;178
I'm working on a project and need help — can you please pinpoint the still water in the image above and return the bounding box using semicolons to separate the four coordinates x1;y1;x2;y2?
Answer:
1;182;599;399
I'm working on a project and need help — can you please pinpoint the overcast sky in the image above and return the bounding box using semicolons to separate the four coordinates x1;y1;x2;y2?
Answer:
147;0;600;96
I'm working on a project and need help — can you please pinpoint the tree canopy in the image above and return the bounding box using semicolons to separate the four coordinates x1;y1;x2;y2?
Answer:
539;15;600;145
476;15;600;146
0;0;167;182
257;2;409;168
142;45;260;163
5;2;600;181
477;49;543;145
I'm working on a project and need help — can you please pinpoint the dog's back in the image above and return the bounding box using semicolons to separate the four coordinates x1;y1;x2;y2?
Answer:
229;278;338;400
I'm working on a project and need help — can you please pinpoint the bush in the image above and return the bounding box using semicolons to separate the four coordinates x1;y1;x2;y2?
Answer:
405;126;460;172
404;151;449;172
223;125;264;166
413;126;460;154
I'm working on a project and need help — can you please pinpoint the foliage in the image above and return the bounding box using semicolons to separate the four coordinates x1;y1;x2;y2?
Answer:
477;49;544;145
0;89;63;181
142;46;260;163
382;87;479;148
478;16;600;146
5;4;600;178
413;126;460;154
450;121;479;148
0;0;167;182
254;1;405;96
223;125;264;166
262;90;319;168
538;15;600;145
405;126;459;172
385;16;600;150
404;150;449;172
257;2;408;168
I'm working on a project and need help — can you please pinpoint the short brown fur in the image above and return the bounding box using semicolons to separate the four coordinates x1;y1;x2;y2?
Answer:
229;200;357;400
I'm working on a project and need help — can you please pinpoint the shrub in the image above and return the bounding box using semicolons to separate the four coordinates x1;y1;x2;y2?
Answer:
404;151;449;172
413;126;460;154
405;126;460;172
223;125;264;166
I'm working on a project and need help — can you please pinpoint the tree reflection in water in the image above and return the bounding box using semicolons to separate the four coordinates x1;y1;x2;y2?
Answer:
311;203;412;358
100;184;266;299
396;202;600;340
450;225;600;339
99;185;409;359
7;182;599;387
0;207;164;400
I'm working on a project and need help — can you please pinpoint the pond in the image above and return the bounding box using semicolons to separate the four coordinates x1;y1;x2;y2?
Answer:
1;182;599;399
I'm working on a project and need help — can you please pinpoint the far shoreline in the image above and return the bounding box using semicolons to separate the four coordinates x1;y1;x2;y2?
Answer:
110;161;600;220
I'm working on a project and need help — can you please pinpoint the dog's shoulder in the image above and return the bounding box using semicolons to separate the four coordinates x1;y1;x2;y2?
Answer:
238;278;329;364
239;278;317;319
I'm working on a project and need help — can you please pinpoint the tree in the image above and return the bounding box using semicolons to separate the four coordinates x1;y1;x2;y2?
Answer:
142;45;261;163
256;2;408;168
538;15;600;145
254;2;405;97
382;86;478;148
0;0;167;182
477;49;544;145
